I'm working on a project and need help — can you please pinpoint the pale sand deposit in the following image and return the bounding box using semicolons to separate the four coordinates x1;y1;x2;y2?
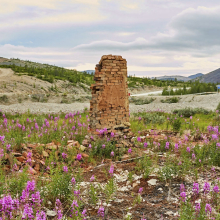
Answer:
0;93;219;114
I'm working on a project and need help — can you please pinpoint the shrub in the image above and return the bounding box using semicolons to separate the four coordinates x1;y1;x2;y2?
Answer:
0;95;8;103
172;118;182;131
173;108;210;117
134;112;166;125
161;97;179;103
130;97;155;105
61;98;69;104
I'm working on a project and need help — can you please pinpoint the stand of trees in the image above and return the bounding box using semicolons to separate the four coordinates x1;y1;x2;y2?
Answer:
162;81;216;95
0;64;94;85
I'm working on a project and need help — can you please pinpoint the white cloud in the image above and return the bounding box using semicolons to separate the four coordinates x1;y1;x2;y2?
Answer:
67;63;96;71
0;0;100;14
117;32;136;36
71;6;220;56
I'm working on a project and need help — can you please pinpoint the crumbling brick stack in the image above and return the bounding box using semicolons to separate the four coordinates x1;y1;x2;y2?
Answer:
90;55;130;132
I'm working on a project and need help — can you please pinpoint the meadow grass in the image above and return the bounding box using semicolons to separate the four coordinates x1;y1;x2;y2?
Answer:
0;108;220;219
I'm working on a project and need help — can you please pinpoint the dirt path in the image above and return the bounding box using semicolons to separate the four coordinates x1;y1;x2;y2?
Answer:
0;68;14;79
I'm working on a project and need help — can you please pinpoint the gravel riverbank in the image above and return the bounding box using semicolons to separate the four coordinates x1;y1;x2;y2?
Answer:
0;94;219;114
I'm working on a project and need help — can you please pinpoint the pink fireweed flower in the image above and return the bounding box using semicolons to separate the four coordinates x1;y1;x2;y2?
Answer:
110;132;114;137
192;153;196;160
71;177;76;185
22;203;34;219
55;199;63;220
0;148;4;158
213;185;219;193
36;211;46;220
195;203;201;212
97;205;105;218
165;142;169;149
192;183;199;195
102;144;105;149
27;151;32;163
6;144;11;151
71;200;79;208
90;175;95;182
63;166;68;173
144;142;148;148
186;147;190;153
180;191;186;202
175;143;179;150
110;151;114;157
138;117;142;121
82;209;87;218
109;164;114;175
180;183;185;193
62;152;67;159
190;116;192;120
76;154;82;161
212;134;218;140
88;144;92;148
138;187;143;194
205;203;212;214
137;137;141;142
74;190;80;197
203;182;210;194
128;148;132;153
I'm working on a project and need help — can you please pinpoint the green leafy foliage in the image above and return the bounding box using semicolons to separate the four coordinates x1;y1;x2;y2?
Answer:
129;97;155;105
173;108;211;117
161;97;179;103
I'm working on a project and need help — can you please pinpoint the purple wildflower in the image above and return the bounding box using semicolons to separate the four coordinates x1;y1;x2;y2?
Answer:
137;137;141;142
97;205;105;218
62;152;67;159
180;192;186;202
63;166;68;173
205;203;212;214
109;164;114;176
195;203;201;212
90;175;95;182
76;154;82;161
192;183;199;195
213;185;219;193
138;187;143;194
203;182;210;194
71;177;76;185
110;151;114;157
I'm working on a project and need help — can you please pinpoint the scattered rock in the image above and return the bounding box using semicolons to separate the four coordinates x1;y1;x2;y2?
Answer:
80;145;86;151
46;210;57;217
147;179;157;186
42;151;49;157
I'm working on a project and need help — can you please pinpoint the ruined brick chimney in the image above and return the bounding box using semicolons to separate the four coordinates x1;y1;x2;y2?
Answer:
90;55;130;132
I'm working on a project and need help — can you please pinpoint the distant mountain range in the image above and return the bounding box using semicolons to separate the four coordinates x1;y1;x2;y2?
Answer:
195;68;220;83
188;73;204;79
153;73;204;82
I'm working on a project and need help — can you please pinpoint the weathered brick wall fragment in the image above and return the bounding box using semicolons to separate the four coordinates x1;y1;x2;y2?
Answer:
90;55;129;132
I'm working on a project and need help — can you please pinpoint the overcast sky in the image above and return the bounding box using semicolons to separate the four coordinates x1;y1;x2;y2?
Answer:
1;0;220;77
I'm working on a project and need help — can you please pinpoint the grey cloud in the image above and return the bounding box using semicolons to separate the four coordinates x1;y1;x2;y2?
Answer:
73;6;220;56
